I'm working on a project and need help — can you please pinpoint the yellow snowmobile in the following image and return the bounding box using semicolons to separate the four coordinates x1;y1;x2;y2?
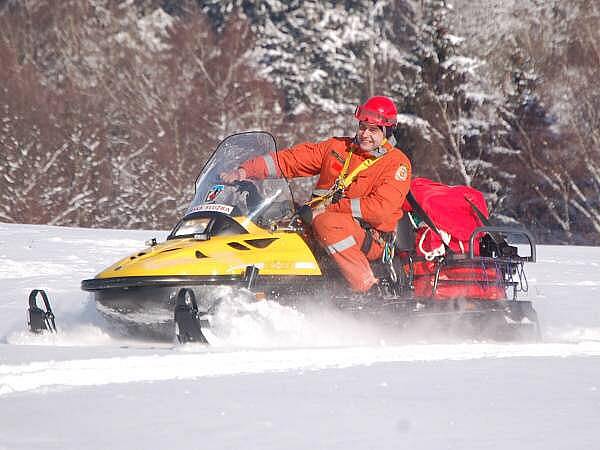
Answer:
81;131;539;343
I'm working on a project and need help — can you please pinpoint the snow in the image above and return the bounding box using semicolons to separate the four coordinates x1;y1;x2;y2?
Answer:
1;222;600;448
440;55;479;74
445;33;465;46
113;7;174;53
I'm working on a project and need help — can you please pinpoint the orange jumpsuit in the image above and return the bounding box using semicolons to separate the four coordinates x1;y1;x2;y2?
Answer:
241;137;412;292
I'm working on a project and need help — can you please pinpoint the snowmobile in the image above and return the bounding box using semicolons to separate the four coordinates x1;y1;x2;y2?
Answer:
81;131;540;343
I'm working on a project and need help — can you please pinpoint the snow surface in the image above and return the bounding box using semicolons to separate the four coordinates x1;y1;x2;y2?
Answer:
1;222;600;449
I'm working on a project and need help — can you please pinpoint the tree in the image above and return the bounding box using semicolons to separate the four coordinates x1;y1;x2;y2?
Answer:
496;0;600;243
0;36;110;226
0;0;285;228
399;0;502;201
198;0;420;139
498;48;569;239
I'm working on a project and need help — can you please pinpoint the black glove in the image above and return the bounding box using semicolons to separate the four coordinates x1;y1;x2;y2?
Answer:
297;204;313;225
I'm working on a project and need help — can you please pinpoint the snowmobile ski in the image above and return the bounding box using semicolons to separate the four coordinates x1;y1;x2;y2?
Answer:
27;289;57;333
173;288;209;344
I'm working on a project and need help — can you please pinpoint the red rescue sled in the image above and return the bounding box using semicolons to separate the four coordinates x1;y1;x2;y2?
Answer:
336;177;539;341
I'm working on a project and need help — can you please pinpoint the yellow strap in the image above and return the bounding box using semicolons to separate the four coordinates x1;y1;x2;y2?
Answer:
305;139;389;206
338;138;389;189
305;147;356;206
339;148;355;182
339;157;376;189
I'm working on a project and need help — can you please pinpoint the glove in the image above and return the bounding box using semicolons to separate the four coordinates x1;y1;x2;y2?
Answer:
297;204;313;225
220;167;247;183
298;197;332;225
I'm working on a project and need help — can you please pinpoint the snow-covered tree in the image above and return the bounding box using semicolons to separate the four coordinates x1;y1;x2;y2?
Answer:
198;0;420;139
0;33;112;226
497;47;568;237
492;0;600;243
0;0;284;228
398;1;502;198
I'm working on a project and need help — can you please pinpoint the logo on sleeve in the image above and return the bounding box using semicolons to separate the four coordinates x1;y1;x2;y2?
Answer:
395;164;408;181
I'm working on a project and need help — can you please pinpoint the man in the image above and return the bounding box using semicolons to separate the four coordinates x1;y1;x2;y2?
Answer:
222;96;412;294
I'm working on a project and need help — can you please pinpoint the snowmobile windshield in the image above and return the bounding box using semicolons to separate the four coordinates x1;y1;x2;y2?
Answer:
186;131;295;229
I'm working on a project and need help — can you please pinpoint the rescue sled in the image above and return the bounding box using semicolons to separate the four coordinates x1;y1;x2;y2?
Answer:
81;131;540;343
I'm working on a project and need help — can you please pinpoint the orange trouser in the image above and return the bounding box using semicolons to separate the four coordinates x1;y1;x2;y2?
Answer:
312;211;383;292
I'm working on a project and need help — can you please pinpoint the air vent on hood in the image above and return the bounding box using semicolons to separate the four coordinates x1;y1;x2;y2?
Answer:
195;250;208;259
160;248;181;253
228;242;250;251
130;252;147;260
244;238;278;249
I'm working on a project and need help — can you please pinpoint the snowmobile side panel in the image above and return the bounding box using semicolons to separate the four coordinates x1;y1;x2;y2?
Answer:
82;274;322;291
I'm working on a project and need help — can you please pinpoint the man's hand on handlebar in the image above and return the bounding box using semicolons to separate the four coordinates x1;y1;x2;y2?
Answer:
296;197;331;225
220;168;247;183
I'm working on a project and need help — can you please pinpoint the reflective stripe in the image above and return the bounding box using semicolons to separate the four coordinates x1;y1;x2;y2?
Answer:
327;235;357;254
312;188;330;197
263;154;278;177
350;198;362;218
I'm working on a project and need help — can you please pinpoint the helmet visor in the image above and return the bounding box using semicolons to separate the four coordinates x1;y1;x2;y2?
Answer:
354;105;396;127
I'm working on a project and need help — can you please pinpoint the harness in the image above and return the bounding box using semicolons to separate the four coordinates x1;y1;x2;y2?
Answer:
306;139;391;207
305;139;398;261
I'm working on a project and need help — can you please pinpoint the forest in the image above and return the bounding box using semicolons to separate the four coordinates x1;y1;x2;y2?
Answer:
1;0;598;244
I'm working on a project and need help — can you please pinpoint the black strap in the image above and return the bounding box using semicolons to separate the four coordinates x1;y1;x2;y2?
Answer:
360;229;373;254
406;191;454;255
464;196;489;226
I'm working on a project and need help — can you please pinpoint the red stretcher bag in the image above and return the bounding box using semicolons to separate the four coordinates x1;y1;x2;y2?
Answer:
402;178;506;300
403;177;489;259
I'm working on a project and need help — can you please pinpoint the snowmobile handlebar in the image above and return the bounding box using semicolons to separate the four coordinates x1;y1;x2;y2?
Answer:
469;226;536;262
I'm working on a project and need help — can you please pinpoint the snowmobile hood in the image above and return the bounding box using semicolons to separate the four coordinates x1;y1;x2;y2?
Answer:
85;228;321;286
82;131;323;292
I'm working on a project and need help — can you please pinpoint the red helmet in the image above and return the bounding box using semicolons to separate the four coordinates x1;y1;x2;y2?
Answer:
354;96;397;127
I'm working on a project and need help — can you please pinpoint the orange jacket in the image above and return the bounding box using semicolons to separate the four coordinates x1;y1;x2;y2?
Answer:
241;137;412;232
